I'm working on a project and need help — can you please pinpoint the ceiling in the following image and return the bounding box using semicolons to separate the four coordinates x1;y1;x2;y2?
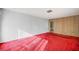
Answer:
5;8;79;19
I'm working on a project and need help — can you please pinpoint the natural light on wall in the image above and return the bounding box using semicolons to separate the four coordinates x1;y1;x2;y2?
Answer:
17;29;33;39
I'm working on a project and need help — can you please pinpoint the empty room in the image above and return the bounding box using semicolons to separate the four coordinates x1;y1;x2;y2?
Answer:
0;8;79;51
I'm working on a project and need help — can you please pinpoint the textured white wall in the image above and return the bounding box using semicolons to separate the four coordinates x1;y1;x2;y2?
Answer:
1;9;48;42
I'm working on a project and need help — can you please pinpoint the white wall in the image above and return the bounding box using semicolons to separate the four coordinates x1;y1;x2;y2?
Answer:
1;9;48;42
0;8;4;42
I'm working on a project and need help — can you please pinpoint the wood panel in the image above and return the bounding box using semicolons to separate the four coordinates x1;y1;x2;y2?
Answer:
49;15;79;37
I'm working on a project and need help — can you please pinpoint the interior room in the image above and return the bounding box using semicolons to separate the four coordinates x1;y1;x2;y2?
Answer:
0;8;79;51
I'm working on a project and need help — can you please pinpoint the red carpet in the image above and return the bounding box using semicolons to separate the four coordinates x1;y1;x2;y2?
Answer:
0;32;79;51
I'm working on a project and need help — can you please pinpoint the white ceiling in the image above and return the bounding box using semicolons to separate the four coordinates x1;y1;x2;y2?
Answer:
5;8;79;19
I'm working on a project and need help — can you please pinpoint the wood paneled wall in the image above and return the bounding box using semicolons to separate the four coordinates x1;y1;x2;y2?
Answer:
49;15;79;37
